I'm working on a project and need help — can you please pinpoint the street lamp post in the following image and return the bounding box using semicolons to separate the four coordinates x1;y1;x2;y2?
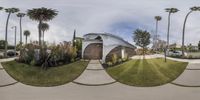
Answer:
182;6;200;57
11;26;17;56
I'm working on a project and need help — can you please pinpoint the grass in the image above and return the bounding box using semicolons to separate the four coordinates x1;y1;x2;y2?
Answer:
106;58;188;87
2;60;89;87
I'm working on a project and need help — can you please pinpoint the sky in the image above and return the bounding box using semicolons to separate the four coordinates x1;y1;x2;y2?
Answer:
0;0;200;46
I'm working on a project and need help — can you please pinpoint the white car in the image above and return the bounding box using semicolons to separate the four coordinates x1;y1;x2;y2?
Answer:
168;51;182;56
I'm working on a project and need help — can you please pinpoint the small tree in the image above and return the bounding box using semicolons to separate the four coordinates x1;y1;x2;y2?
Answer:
198;41;200;51
133;29;150;59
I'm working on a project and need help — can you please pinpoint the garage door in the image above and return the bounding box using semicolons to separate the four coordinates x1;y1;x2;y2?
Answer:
84;43;103;59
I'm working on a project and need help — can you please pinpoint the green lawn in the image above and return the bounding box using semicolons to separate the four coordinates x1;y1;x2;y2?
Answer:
2;60;89;87
106;58;188;87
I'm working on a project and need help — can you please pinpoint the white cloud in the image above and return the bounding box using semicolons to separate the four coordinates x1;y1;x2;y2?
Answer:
0;0;200;46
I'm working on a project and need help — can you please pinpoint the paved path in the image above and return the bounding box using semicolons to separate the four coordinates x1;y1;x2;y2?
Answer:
0;60;18;87
131;54;200;63
0;57;17;63
172;63;200;87
73;60;116;86
1;82;200;100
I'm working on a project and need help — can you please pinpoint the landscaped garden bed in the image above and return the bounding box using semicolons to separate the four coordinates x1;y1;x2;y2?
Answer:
2;60;89;87
106;58;188;87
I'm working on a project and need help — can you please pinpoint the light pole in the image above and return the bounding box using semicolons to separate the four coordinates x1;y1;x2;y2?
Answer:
164;8;179;62
182;6;200;57
11;26;17;56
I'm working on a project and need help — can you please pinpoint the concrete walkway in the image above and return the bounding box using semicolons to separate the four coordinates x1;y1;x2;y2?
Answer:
73;60;116;86
172;63;200;87
1;82;200;100
131;54;200;63
0;60;18;87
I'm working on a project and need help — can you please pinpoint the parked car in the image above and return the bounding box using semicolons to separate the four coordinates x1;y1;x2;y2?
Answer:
5;50;18;57
167;50;187;56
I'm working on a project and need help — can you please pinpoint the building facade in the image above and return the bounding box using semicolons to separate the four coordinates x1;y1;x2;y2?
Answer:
82;33;136;63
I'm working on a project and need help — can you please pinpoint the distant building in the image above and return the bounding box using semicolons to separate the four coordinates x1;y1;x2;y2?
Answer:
169;43;182;49
152;39;167;50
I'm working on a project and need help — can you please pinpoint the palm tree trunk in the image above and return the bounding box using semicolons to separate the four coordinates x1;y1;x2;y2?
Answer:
182;11;193;57
165;12;171;62
39;20;42;46
26;36;27;44
143;47;145;59
4;12;11;57
43;31;44;45
167;12;171;52
155;20;158;51
19;17;22;44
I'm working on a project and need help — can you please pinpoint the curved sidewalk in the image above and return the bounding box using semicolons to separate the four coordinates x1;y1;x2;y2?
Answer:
0;63;18;87
73;60;116;86
172;63;200;87
0;58;18;87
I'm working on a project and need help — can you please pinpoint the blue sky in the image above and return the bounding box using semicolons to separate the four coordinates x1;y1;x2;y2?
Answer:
0;0;200;46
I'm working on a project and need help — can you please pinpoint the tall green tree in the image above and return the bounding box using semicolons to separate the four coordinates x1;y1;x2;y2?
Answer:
72;29;76;47
133;29;151;59
39;22;49;44
23;30;30;44
164;8;179;62
182;6;200;56
4;8;19;57
16;13;26;44
27;7;58;46
0;7;3;13
0;40;6;49
198;41;200;51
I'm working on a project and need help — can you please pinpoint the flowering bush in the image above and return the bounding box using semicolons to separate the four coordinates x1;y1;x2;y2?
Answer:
17;41;78;69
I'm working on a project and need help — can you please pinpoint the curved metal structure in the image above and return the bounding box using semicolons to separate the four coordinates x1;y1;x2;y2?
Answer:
82;33;136;62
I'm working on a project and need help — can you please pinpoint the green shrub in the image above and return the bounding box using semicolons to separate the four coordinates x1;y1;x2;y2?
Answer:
111;54;118;64
118;59;122;63
107;62;113;67
188;55;193;59
17;41;79;69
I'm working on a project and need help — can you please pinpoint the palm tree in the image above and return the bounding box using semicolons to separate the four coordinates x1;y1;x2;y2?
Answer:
4;8;19;57
0;7;3;11
154;16;162;50
23;30;30;44
164;8;179;62
16;13;26;44
72;29;76;47
182;6;200;57
27;7;58;46
39;22;49;44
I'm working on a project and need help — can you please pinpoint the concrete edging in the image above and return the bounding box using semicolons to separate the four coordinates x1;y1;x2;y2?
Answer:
0;82;18;87
171;82;200;87
72;81;117;86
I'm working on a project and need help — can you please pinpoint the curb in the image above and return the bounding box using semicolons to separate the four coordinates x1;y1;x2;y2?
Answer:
86;68;105;71
186;68;200;70
72;81;117;86
0;82;18;87
171;82;200;87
